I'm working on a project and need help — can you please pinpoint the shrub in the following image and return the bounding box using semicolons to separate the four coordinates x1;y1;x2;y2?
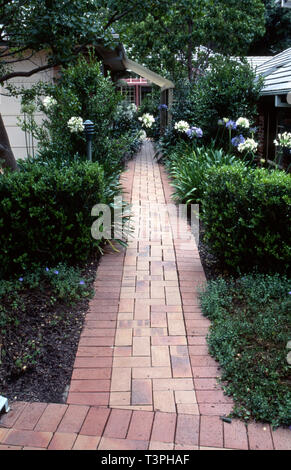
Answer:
201;165;291;275
165;143;239;204
170;56;263;143
199;274;291;428
0;160;121;278
15;53;142;166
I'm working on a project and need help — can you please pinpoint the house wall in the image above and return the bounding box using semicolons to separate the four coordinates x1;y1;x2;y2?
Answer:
0;52;55;160
258;95;291;168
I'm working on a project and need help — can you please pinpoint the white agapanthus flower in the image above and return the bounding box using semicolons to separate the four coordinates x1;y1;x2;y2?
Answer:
174;120;190;133
43;96;57;110
238;138;258;153
138;130;147;141
67;116;85;133
139;113;155;128
236;117;250;129
274;132;291;149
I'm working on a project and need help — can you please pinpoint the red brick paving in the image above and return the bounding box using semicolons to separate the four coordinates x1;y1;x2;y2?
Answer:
0;141;290;450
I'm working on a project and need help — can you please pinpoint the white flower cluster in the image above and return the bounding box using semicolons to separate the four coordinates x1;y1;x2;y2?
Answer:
274;132;291;149
238;137;258;153
236;117;250;129
174;120;190;133
138;129;147;141
43;96;57;110
138;113;155;128
116;102;137;121
67;116;85;133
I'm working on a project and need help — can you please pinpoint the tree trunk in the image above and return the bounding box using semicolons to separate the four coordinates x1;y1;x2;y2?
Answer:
187;19;194;82
0;113;18;171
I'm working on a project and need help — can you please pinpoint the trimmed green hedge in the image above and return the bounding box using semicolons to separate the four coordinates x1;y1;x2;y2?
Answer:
201;164;291;275
0;160;119;278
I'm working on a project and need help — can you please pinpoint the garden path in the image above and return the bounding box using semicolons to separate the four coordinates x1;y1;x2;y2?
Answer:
0;141;290;450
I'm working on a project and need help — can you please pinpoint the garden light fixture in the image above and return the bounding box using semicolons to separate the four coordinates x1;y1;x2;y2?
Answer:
84;120;95;162
0;395;10;414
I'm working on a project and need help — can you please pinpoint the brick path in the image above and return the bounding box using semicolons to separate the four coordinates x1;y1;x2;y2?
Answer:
0;141;290;450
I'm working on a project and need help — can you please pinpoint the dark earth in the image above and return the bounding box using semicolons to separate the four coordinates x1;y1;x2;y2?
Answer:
0;258;99;405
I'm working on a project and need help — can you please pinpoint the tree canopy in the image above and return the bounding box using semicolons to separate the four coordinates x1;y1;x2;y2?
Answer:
116;0;266;81
248;0;291;55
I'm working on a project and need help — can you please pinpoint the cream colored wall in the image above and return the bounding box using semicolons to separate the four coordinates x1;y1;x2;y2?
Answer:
0;52;54;159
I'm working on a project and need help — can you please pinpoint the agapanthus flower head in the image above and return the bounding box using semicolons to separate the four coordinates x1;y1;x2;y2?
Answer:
174;120;190;133
193;127;203;138
236;117;250;129
19;277;24;282
274;132;291;149
79;280;85;285
225;120;237;130
43;96;57;110
158;104;168;110
138;113;155;128
238;138;258;153
67;116;85;133
138;130;147;141
231;135;245;147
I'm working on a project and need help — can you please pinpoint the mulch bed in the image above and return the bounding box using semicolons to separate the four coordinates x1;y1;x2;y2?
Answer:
0;258;98;405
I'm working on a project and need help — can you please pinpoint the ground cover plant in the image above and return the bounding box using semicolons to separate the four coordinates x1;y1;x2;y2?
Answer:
199;274;291;429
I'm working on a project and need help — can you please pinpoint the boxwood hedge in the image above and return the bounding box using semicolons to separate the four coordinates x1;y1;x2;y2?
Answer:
201;164;291;275
0;160;120;278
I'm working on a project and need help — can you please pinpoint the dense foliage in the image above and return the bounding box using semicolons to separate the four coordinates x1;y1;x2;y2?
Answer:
118;0;265;81
0;159;121;278
170;56;263;143
201;164;291;275
165;143;238;205
199;274;291;428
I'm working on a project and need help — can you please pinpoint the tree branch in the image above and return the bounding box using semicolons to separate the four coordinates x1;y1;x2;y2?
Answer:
0;62;57;84
104;6;136;30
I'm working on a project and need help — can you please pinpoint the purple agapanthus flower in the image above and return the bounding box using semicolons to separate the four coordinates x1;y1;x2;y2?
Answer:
19;277;24;282
226;120;237;130
231;135;245;147
79;280;85;285
158;104;168;110
54;270;59;275
186;126;203;138
45;267;49;272
193;127;203;138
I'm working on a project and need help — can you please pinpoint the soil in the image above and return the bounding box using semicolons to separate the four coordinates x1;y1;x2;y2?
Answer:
198;220;226;281
0;257;99;405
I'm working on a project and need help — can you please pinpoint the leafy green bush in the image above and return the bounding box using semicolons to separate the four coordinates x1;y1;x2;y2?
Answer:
170;56;263;143
16;53;142;166
0;159;121;277
199;274;291;428
165;143;239;204
201;165;291;275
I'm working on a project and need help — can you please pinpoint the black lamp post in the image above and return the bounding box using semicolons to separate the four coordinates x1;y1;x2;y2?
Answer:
84;120;95;162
